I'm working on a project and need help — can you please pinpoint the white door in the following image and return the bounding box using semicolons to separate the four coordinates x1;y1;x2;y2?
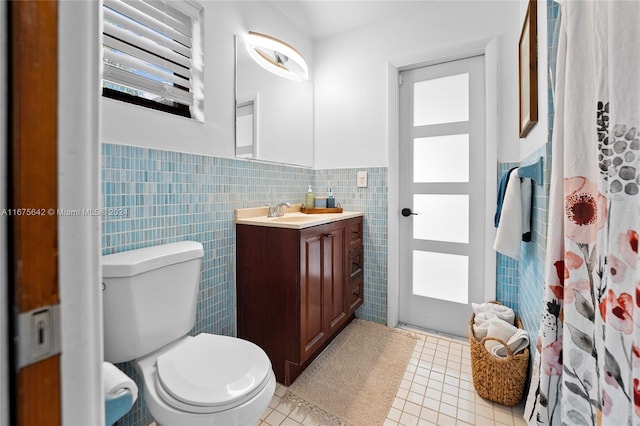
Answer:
398;55;486;337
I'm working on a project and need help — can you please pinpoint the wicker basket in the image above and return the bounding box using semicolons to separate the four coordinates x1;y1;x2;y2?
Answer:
468;306;529;406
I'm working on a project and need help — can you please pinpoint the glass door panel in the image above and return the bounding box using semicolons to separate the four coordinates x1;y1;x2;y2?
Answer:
413;194;469;243
413;134;469;183
413;72;469;126
412;251;469;304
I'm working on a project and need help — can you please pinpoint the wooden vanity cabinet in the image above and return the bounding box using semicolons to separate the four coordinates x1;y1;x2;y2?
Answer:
236;216;363;385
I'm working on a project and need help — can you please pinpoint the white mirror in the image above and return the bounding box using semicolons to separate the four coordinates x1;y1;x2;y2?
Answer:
235;35;313;167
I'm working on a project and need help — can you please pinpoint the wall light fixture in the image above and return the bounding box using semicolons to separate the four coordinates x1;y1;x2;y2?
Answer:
245;31;309;82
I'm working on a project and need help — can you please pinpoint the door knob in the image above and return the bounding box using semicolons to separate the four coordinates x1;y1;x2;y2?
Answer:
401;208;417;217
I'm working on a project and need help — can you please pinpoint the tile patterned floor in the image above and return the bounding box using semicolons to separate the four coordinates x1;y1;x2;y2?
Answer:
258;326;527;426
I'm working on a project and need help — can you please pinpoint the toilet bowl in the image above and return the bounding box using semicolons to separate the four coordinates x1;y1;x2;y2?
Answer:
102;241;275;425
135;335;275;426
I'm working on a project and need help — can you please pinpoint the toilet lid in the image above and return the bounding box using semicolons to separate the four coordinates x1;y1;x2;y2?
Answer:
156;334;272;409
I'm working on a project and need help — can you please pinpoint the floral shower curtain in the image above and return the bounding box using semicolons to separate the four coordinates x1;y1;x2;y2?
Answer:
524;1;640;425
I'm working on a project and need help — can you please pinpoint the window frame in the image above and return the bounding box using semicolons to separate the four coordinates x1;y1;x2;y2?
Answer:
101;0;203;120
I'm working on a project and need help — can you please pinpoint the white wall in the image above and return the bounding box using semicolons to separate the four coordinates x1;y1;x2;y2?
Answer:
314;1;522;169
519;0;549;160
101;1;313;161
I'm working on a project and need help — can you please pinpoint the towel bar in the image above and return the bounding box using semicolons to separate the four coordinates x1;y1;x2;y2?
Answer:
517;156;544;184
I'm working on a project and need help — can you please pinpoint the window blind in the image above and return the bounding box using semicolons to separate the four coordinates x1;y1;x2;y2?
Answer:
102;0;196;111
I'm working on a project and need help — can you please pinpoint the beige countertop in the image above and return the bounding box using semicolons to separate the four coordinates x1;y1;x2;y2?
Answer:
235;204;363;229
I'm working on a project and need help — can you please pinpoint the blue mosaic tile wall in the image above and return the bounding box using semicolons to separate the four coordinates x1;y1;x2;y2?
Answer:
101;143;387;425
496;162;521;313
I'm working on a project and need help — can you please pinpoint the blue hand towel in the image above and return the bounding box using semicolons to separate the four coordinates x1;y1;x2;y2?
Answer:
494;167;518;227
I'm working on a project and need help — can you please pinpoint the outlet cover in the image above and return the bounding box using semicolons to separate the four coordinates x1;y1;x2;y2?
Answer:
357;171;368;187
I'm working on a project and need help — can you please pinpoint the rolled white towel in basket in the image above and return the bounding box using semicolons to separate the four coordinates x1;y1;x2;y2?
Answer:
472;303;515;324
472;303;515;339
472;312;493;339
491;329;530;358
483;319;519;354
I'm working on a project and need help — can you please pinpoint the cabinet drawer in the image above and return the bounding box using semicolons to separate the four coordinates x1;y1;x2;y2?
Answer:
348;217;363;250
348;246;363;282
347;276;363;312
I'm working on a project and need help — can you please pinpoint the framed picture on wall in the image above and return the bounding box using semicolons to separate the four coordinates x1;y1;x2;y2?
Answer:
519;0;538;138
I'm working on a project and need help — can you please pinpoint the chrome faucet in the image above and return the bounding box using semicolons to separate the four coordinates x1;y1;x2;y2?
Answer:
268;201;291;217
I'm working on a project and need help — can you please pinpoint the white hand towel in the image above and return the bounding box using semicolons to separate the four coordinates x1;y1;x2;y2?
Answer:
103;362;138;403
484;319;519;354
472;303;515;324
471;302;492;315
493;171;523;259
492;329;530;358
472;312;494;339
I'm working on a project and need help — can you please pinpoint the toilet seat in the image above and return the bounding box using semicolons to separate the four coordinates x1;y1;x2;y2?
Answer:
154;333;273;414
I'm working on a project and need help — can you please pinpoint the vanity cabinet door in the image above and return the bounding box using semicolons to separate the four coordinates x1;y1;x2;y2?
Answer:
299;222;347;363
299;230;327;363
325;223;347;332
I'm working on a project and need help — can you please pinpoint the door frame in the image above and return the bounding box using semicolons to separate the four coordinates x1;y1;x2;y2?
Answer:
3;1;103;424
1;3;8;424
387;38;498;328
57;2;103;424
10;1;62;423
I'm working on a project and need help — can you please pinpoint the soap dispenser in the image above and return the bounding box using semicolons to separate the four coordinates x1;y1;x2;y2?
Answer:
327;186;335;208
304;185;315;208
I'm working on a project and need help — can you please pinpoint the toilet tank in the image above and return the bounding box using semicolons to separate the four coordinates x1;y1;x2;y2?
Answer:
102;241;204;363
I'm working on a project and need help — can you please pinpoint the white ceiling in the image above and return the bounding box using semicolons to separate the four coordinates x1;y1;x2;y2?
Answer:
268;1;423;40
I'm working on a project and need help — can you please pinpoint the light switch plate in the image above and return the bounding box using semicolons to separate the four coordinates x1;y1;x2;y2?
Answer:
357;171;368;187
17;304;61;368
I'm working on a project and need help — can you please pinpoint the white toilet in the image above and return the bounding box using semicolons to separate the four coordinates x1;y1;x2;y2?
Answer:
102;241;276;426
